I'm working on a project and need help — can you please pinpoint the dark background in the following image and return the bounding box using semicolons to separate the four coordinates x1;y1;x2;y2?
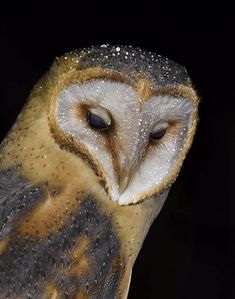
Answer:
0;6;234;299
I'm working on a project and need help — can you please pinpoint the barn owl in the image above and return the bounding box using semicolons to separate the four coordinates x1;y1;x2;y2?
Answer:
0;45;199;299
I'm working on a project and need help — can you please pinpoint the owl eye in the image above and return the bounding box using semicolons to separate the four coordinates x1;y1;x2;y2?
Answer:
87;107;111;131
150;128;166;140
150;121;168;141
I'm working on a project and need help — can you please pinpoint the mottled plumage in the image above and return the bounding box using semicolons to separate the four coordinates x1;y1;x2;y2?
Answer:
0;45;199;298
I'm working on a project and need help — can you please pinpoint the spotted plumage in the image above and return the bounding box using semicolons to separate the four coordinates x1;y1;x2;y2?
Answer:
0;45;199;298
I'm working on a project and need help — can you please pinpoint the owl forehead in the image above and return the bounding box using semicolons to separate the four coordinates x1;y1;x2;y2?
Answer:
76;45;192;88
49;45;197;111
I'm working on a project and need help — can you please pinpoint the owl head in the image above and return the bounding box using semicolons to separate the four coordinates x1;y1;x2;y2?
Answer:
44;45;199;205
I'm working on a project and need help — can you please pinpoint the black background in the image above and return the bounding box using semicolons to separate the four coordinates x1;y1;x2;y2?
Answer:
0;6;234;299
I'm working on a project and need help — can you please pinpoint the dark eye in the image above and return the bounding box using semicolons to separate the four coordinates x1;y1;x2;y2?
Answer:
87;112;110;130
149;127;167;140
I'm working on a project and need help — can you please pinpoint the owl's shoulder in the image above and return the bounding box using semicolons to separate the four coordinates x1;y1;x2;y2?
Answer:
0;167;125;298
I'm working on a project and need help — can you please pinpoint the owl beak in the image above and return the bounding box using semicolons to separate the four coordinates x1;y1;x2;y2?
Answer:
117;147;145;195
116;143;145;196
118;163;137;194
119;174;131;194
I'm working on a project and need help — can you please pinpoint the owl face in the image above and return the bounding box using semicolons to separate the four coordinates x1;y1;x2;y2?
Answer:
48;46;198;205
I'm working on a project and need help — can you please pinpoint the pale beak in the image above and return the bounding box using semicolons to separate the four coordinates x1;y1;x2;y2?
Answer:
116;142;146;196
118;161;139;194
119;173;131;194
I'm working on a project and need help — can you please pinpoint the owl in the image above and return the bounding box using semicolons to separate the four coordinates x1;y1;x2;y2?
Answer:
0;45;199;299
